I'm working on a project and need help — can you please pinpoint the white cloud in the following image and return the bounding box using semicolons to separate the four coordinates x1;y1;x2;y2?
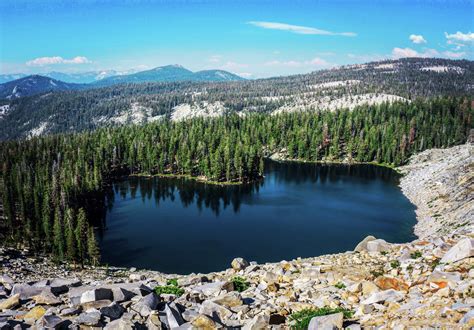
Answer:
445;31;474;42
65;56;91;64
409;34;426;44
26;56;91;66
247;21;356;37
392;47;439;58
443;50;466;59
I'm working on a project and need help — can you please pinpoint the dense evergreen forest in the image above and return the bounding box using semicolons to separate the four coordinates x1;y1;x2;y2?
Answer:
0;97;472;264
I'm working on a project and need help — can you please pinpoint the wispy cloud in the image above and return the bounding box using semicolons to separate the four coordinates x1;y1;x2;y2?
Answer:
409;34;426;44
392;47;439;58
248;21;356;37
26;56;91;66
445;31;474;43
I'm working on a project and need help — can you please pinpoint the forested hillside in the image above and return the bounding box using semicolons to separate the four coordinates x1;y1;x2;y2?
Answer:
1;97;472;263
0;57;472;140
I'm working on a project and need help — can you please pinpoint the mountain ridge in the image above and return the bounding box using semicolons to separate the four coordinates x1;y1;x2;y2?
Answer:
0;57;472;140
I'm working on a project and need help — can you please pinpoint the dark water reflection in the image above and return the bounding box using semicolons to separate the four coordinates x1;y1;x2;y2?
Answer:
99;161;416;274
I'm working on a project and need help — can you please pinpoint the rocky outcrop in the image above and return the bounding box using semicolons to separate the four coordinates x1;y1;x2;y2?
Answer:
399;143;473;238
1;230;473;329
0;144;472;328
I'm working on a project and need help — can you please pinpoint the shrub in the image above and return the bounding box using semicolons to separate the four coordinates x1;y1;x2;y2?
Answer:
334;282;346;289
390;260;400;268
410;251;422;259
154;279;184;297
231;276;250;292
288;307;353;329
167;278;179;286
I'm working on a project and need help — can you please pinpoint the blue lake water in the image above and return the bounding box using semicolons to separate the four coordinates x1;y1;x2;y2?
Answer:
99;161;417;274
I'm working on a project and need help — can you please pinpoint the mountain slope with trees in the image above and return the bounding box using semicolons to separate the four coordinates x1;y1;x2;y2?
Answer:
0;57;472;140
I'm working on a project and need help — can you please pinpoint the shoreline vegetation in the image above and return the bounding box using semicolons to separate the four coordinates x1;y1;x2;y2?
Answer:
0;97;472;265
130;158;400;186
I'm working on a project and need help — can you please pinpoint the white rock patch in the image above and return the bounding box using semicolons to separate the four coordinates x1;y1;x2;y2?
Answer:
98;102;163;125
0;104;10;119
310;80;360;89
171;101;226;122
28;122;48;137
421;66;465;74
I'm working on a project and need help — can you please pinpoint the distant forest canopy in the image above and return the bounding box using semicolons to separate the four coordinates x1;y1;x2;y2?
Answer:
0;57;473;140
0;97;472;264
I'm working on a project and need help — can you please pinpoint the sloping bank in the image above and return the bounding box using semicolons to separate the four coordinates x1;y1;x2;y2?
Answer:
0;144;473;329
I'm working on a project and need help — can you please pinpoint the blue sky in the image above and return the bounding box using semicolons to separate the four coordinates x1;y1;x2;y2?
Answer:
0;0;472;78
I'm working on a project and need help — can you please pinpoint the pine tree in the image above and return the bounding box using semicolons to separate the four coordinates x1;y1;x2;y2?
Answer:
75;208;88;266
65;208;77;264
52;207;65;261
87;226;100;266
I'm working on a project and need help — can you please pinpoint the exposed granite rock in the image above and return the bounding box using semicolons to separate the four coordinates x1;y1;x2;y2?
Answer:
399;143;473;237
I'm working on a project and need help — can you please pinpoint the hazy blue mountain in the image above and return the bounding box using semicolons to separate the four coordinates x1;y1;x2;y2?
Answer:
0;65;245;86
95;65;245;86
0;74;28;84
0;75;83;99
43;70;122;84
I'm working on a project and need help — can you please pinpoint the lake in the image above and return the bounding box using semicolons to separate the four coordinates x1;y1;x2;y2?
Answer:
98;161;417;274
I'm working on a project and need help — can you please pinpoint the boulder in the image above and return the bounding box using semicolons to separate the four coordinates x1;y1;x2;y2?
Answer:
361;289;405;305
81;299;113;310
374;277;409;291
129;274;146;282
104;317;135;330
100;302;125;320
366;239;390;253
0;294;20;311
80;288;113;304
132;292;159;317
111;287;136;302
211;292;242;308
60;307;81;316
440;238;474;264
36;314;71;329
165;303;184;328
308;312;343;330
22;306;46;323
76;309;102;326
0;276;13;291
242;314;269;330
199;300;233;322
191;314;217;329
193;281;233;297
10;284;43;300
182;308;200;322
32;291;62;305
231;258;249;271
49;278;81;295
354;236;377;252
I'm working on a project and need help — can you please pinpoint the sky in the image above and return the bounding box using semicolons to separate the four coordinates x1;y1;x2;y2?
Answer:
0;0;473;78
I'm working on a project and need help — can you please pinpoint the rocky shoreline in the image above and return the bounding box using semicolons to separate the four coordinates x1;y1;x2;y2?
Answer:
399;143;473;238
1;144;473;329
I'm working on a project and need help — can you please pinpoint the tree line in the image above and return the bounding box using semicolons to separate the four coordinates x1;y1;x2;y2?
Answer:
0;96;472;264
